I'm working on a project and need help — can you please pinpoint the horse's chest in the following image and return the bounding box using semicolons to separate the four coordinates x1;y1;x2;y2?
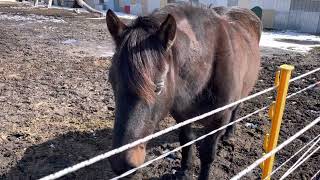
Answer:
173;86;216;120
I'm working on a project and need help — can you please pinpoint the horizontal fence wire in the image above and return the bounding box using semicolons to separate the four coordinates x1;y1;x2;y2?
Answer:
279;142;320;180
287;81;320;99
311;169;320;180
39;88;276;180
281;136;320;178
280;146;320;180
112;81;320;179
289;67;320;83
111;106;269;179
230;116;320;180
39;67;320;180
263;134;320;180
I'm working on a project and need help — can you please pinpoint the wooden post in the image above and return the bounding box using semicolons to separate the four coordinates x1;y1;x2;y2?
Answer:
262;64;294;180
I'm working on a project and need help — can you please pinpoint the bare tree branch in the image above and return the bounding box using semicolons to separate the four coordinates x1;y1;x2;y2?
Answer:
75;0;103;16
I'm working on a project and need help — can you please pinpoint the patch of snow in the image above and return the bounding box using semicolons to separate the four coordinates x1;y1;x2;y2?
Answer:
245;122;258;129
62;39;80;45
260;31;320;53
50;5;88;13
49;143;55;148
102;51;115;57
85;11;137;20
0;13;65;23
11;6;36;10
61;39;115;57
114;11;137;20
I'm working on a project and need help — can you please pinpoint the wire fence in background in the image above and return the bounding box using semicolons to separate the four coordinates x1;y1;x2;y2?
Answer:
289;67;320;83
311;169;320;180
263;134;320;180
112;79;320;180
279;143;320;180
280;136;320;179
230;116;320;180
111;106;269;179
39;86;277;180
287;81;320;99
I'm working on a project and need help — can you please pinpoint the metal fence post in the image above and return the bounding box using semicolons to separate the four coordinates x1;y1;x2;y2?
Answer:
262;64;294;180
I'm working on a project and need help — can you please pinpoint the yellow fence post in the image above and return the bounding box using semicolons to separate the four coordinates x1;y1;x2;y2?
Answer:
262;64;294;180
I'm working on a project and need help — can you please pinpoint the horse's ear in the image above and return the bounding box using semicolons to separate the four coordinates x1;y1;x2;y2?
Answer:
106;9;127;44
157;14;176;50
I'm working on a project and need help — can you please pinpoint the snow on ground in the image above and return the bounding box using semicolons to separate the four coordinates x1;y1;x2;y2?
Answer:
114;12;137;20
260;31;320;53
85;11;137;20
4;3;319;54
49;5;88;13
0;13;65;23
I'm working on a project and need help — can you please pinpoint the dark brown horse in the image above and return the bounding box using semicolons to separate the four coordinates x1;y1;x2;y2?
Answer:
106;2;262;180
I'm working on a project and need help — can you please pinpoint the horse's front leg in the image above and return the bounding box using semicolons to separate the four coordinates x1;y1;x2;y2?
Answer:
176;124;195;180
223;104;240;141
198;110;233;180
161;124;195;180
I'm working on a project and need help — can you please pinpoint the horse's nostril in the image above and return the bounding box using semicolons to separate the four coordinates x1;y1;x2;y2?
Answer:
114;164;137;176
125;161;138;170
110;157;138;176
109;146;145;176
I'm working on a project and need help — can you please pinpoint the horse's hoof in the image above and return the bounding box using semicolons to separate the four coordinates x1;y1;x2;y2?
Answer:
222;134;232;141
161;170;193;180
175;170;193;180
222;129;235;141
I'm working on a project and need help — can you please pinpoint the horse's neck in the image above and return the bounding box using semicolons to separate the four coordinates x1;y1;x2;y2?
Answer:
171;15;236;112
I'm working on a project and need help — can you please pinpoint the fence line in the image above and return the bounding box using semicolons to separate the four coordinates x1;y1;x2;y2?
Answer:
311;169;320;180
281;136;320;178
263;134;320;180
39;67;320;180
111;106;269;179
113;78;320;179
287;81;320;99
280;145;320;180
289;67;320;82
230;116;320;180
39;88;276;180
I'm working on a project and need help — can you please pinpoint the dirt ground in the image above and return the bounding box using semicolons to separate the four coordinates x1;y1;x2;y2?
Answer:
0;3;319;180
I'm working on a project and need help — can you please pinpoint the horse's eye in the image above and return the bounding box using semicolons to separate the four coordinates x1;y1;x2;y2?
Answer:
155;81;165;95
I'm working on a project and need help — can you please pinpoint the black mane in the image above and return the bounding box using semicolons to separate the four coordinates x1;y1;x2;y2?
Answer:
113;16;167;102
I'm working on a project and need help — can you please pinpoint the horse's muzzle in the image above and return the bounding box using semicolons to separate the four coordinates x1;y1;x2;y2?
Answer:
109;144;146;175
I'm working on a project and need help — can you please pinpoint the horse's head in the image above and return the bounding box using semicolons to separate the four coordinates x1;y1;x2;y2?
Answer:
106;10;177;175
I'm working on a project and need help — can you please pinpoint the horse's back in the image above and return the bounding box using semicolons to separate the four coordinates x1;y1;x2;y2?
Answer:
204;6;262;99
157;3;262;45
210;6;262;42
153;3;262;111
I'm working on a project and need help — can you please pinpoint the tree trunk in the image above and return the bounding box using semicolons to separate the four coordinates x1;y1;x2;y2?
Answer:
75;0;103;16
34;0;39;7
48;0;52;8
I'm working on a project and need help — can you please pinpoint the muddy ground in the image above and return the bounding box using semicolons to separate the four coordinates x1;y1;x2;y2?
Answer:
0;3;319;180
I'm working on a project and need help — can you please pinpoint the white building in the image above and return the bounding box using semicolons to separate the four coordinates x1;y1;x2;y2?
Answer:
55;0;320;34
197;0;320;34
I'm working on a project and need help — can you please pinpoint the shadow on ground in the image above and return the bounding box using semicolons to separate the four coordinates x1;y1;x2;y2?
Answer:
2;127;181;180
